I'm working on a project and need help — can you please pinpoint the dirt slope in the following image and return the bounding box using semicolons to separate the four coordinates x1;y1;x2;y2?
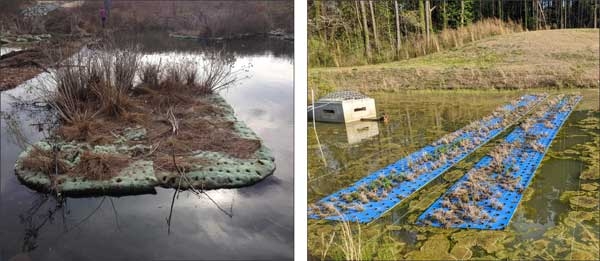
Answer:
309;29;599;97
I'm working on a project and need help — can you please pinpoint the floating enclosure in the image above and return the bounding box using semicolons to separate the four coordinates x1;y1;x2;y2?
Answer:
417;95;581;230
310;91;376;123
308;94;546;223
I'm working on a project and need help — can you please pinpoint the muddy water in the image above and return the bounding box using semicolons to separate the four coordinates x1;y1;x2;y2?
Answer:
308;89;599;260
0;34;293;260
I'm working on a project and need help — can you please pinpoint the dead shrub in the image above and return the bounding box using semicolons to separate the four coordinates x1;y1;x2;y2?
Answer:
164;62;185;86
195;51;247;94
113;48;141;92
183;63;197;86
139;63;161;88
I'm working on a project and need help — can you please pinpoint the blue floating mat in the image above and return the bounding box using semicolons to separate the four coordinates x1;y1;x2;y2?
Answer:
309;94;546;223
417;95;581;230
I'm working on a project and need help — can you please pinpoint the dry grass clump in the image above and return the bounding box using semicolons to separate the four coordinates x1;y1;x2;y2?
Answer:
69;151;129;180
45;47;141;124
20;146;69;174
155;53;247;95
20;147;129;181
47;48;245;127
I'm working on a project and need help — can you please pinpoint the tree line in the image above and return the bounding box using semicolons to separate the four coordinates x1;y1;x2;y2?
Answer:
309;0;599;67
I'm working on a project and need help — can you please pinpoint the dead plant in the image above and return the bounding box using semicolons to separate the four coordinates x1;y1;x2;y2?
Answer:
20;146;69;174
70;151;129;180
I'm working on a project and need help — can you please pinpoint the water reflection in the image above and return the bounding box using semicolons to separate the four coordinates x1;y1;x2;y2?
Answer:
345;121;379;144
113;31;293;61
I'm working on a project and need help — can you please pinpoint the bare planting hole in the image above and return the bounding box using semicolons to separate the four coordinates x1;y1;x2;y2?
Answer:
194;176;199;181
162;176;167;181
245;169;250;173
116;178;122;183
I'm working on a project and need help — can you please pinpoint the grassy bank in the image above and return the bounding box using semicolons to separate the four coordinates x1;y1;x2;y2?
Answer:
309;29;599;100
310;19;523;67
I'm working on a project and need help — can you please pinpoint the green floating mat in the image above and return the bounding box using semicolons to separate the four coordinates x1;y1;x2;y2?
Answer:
14;94;275;196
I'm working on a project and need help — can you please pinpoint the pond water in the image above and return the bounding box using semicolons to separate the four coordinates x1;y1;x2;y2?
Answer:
0;33;293;260
308;89;599;260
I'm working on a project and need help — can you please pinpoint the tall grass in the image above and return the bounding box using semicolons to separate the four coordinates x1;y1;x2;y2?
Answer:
309;18;523;67
44;47;245;125
44;46;141;123
316;210;364;260
159;52;248;94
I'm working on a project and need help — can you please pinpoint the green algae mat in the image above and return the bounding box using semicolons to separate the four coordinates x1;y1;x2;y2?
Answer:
14;94;275;196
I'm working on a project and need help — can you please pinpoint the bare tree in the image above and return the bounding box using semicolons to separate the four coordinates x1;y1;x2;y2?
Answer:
368;1;379;53
360;1;371;60
394;1;401;57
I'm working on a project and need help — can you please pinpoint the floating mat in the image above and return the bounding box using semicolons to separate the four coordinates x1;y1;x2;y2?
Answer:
309;94;546;223
417;95;581;230
14;94;275;196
